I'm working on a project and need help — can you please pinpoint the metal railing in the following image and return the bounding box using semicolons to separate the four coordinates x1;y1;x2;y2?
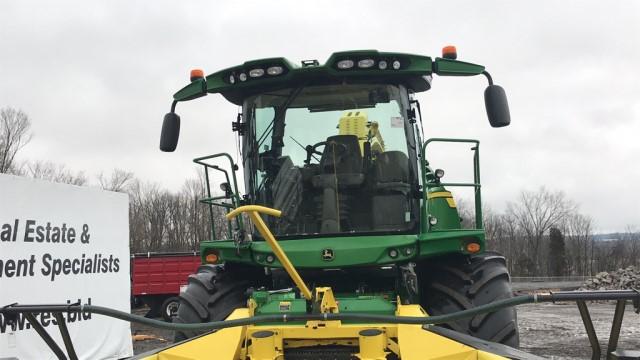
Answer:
421;138;482;231
193;153;242;240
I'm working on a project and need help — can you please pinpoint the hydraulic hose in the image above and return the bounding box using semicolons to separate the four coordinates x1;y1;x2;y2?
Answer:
2;290;638;332
1;296;533;331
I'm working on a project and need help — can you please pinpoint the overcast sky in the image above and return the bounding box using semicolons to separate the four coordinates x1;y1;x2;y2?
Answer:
1;1;638;232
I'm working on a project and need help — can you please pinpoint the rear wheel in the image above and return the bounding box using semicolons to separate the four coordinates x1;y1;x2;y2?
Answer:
173;264;257;341
418;252;519;347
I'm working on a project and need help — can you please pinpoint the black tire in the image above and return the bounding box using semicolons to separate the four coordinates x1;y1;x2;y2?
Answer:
161;296;180;322
418;252;519;348
173;264;255;341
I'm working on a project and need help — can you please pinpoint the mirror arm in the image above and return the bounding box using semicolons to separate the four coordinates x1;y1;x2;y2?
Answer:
482;70;494;86
170;100;178;113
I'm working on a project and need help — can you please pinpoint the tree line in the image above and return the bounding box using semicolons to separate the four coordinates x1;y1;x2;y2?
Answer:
2;106;638;276
459;189;639;277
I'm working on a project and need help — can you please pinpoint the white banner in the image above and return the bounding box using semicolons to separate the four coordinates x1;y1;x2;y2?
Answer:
0;174;133;359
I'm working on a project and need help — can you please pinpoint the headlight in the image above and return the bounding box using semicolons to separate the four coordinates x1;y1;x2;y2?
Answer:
378;60;388;70
358;59;375;68
239;73;247;82
337;59;354;69
249;68;265;78
392;60;401;70
267;66;284;75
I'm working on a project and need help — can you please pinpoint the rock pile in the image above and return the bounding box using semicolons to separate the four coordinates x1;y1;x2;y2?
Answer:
581;266;640;290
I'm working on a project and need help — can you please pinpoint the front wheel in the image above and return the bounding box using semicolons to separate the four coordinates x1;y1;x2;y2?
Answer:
161;296;180;322
418;252;519;348
172;264;257;341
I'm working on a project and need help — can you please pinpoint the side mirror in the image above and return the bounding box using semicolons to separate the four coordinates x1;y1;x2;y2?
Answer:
160;112;180;152
484;85;511;128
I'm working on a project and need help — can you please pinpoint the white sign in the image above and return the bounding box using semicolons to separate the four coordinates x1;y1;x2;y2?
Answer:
0;174;133;359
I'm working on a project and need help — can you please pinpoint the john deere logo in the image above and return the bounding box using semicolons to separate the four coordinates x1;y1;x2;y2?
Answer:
321;248;334;261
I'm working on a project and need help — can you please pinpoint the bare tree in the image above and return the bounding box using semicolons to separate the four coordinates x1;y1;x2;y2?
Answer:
564;213;594;275
98;168;134;192
506;187;575;275
0;107;32;173
23;160;87;185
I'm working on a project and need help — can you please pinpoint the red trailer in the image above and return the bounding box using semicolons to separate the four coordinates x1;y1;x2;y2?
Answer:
131;252;201;321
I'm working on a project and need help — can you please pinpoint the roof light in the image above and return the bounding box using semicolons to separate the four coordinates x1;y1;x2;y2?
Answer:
392;60;401;70
337;59;354;69
378;60;388;70
358;59;375;68
249;68;265;78
267;66;284;75
190;69;204;82
239;73;247;82
442;45;457;60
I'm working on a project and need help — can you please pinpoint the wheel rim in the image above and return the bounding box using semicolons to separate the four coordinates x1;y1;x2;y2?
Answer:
166;301;179;318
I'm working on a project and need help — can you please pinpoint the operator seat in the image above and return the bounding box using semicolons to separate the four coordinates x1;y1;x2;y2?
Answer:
271;156;303;235
312;135;365;233
371;151;413;231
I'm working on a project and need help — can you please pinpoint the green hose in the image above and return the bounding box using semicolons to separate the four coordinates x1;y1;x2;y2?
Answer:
3;295;535;332
3;290;638;335
5;289;639;332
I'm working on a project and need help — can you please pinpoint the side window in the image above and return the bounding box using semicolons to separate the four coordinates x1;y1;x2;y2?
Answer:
253;107;275;191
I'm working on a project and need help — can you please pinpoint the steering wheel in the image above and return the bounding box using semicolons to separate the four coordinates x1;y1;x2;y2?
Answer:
304;140;348;164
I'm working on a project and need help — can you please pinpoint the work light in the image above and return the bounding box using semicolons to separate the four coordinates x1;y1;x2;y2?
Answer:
337;60;354;69
249;69;265;78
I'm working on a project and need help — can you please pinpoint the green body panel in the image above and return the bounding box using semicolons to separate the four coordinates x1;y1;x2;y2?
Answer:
433;57;485;76
251;290;396;318
173;78;207;101
252;291;307;315
200;229;484;269
425;186;463;231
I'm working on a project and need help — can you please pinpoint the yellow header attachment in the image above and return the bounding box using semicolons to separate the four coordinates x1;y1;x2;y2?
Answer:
338;111;385;155
339;111;369;154
226;205;313;300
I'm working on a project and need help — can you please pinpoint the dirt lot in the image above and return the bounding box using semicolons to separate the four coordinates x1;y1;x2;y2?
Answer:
517;302;640;359
131;303;640;359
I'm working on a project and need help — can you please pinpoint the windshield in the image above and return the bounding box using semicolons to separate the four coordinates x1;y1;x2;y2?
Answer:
243;84;418;237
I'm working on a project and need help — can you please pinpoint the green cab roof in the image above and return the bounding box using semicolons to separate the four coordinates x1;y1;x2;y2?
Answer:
173;50;486;105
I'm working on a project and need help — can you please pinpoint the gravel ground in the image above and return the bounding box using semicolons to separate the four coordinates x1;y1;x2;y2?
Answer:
517;302;640;359
131;303;640;358
130;307;174;355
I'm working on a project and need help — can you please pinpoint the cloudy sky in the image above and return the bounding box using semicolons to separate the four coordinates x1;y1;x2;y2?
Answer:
1;1;638;232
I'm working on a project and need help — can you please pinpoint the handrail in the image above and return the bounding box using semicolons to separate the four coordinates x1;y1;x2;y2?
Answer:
193;152;242;240
226;205;312;300
421;138;482;230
